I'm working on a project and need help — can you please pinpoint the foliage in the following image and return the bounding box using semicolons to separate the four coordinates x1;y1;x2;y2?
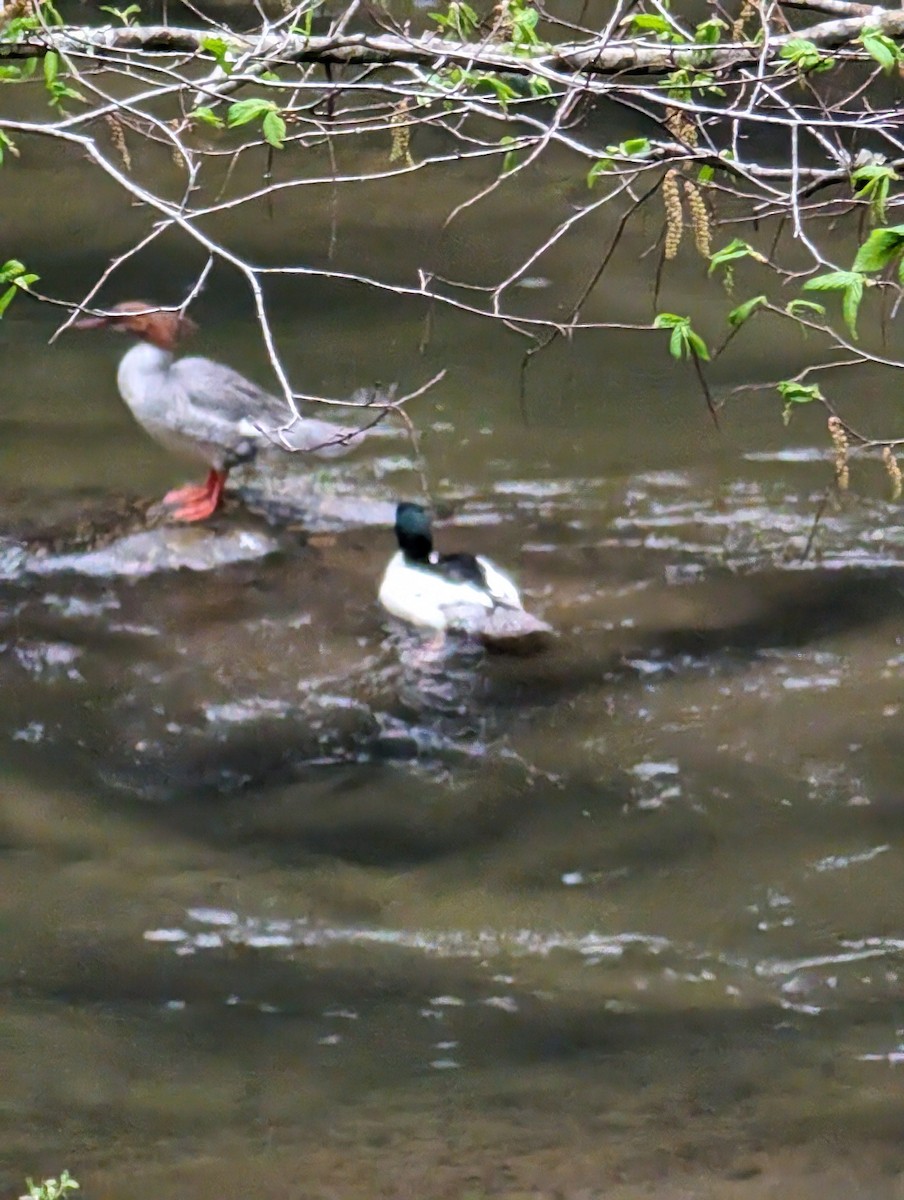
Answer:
851;160;898;224
2;0;904;481
431;0;479;40
857;26;904;73
587;138;651;183
653;313;710;361
852;224;904;279
776;380;824;426
0;259;39;317
802;270;868;341
201;35;236;74
708;239;766;276
227;98;287;149
20;1173;79;1200
43;51;85;110
99;4;141;25
727;295;767;328
779;39;834;74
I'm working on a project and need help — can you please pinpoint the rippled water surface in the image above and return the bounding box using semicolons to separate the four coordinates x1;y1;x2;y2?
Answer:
3;61;904;1200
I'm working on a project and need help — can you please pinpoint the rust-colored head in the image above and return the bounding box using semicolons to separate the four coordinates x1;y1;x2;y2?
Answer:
72;301;198;350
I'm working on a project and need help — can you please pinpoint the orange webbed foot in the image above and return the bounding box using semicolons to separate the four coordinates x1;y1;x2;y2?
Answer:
161;469;226;523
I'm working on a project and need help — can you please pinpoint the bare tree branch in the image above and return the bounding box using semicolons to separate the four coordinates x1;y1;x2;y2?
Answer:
3;10;904;77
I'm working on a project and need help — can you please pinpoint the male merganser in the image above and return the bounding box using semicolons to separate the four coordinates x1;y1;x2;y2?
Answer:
73;301;368;522
378;501;553;649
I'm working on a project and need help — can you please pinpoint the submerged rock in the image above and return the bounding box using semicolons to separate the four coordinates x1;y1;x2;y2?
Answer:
0;490;285;581
424;601;555;654
478;605;555;654
27;525;279;579
237;474;398;533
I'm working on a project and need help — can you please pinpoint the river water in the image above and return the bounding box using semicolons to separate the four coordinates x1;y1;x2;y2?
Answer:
2;45;904;1200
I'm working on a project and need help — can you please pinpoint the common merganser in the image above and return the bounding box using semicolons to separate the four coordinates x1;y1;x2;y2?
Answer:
379;502;553;650
73;301;369;522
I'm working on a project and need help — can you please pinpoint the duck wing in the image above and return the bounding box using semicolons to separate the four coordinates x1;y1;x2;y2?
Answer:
171;356;361;461
436;552;523;610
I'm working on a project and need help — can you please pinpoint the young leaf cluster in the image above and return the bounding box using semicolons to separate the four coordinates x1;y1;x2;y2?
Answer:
779;38;834;74
586;138;651;184
851;160;898;224
653;312;710;360
20;1172;79;1200
776;379;824;426
0;259;39;317
857;26;904;73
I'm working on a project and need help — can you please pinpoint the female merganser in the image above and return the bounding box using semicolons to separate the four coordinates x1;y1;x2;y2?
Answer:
378;501;553;649
73;301;366;522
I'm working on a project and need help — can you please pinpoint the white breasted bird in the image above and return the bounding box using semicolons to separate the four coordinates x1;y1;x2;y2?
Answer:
378;502;553;651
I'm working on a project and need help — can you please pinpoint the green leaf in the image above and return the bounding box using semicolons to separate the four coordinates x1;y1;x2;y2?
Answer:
852;225;904;273
201;35;233;72
0;66;23;80
697;164;714;184
859;27;901;73
39;0;64;25
475;73;518;107
842;273;864;340
777;378;824;425
664;65;724;100
588;137;651;183
261;108;286;149
0;259;38;317
777;380;823;403
802;270;860;292
786;298;826;318
780;37;834;73
652;312;684;330
587;159;613;185
629;13;678;40
53;84;85;103
0;130;17;166
499;134;520;173
227;97;277;127
653;312;709;361
686;329;710;360
851;162;897;224
728;294;767;327
432;0;479;38
851;162;897;185
191;105;225;128
527;74;552;99
803;270;868;339
43;50;59;85
694;17;726;45
0;259;27;284
708;238;762;274
99;3;141;23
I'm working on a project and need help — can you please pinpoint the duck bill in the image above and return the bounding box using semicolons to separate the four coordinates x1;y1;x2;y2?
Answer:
71;313;111;330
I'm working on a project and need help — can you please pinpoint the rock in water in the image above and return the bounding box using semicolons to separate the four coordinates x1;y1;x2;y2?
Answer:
403;596;554;655
27;526;279;579
478;607;555;654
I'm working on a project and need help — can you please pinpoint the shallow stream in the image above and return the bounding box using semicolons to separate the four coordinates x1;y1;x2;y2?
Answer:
2;47;904;1199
